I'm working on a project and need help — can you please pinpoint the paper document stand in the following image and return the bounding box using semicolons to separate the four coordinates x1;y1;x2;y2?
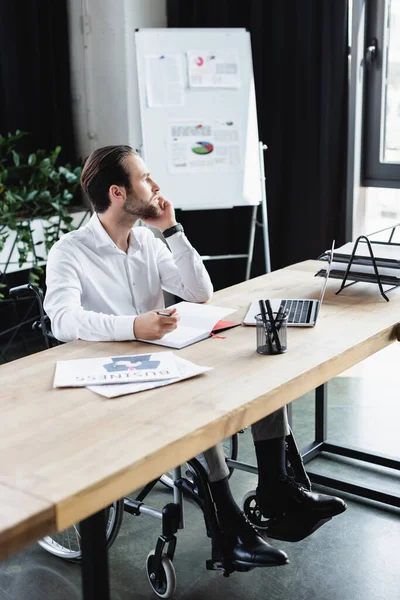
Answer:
318;225;400;302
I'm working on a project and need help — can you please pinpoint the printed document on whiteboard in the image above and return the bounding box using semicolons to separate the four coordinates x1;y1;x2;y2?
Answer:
145;54;185;107
167;120;241;174
187;50;240;88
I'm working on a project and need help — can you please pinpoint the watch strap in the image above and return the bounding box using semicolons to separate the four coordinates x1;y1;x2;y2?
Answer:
162;223;184;238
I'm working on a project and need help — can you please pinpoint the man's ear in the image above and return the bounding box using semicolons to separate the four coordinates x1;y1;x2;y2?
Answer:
109;184;125;203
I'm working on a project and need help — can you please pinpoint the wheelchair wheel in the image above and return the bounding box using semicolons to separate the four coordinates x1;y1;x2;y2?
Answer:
146;551;177;598
242;490;269;530
38;499;124;561
160;433;238;489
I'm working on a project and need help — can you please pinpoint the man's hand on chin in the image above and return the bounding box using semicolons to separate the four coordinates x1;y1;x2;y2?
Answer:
142;195;177;232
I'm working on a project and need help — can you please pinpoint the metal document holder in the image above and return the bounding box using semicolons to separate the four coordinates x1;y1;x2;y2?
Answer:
317;223;400;301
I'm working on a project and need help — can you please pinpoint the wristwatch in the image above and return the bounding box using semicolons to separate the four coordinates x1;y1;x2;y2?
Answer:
162;223;184;238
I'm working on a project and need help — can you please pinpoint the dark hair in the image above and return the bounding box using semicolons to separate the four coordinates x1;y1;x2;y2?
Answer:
80;145;136;212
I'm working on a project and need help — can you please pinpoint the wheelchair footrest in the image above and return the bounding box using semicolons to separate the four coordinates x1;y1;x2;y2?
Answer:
206;558;224;572
206;558;235;577
206;557;253;577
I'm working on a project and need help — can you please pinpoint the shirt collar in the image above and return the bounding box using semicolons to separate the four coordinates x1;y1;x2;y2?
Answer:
89;213;141;252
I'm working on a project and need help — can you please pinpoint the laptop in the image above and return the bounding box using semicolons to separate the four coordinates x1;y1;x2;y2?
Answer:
243;241;335;327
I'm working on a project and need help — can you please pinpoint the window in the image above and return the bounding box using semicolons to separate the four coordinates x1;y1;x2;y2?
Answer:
363;0;400;186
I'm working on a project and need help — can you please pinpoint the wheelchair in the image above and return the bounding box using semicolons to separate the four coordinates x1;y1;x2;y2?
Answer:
10;284;312;599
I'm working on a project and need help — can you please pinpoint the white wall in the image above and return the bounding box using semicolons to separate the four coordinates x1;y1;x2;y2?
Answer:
347;0;367;239
66;1;173;303
67;0;167;160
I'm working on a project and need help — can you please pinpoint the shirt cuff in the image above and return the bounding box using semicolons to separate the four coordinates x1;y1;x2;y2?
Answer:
113;315;136;341
166;231;190;253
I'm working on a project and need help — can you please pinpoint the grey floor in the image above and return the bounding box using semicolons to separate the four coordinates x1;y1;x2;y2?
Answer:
1;347;399;600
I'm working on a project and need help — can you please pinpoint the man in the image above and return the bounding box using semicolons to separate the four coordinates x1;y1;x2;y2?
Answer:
45;145;346;570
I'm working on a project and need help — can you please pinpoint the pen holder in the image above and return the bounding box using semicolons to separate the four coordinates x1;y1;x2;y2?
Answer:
255;312;288;355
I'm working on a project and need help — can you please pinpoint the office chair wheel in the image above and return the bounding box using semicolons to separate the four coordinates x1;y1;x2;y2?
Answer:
38;499;124;561
160;434;238;489
242;490;269;530
146;551;177;598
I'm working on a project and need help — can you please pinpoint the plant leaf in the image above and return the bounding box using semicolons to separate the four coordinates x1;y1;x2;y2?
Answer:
28;153;36;166
11;150;20;166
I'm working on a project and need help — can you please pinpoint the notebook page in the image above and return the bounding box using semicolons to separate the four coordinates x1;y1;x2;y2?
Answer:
153;325;208;346
166;301;235;330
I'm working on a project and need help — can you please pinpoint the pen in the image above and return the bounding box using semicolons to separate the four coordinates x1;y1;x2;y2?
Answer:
275;301;286;331
155;310;173;317
265;299;282;353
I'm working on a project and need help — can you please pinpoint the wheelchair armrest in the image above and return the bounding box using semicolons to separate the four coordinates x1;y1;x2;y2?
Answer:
9;284;56;348
9;284;44;303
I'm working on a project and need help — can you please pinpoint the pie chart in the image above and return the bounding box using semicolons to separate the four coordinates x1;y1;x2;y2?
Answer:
191;141;214;155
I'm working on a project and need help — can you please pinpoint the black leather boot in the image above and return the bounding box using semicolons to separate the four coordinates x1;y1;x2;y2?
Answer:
209;477;289;568
285;432;311;490
254;437;346;542
219;512;289;569
256;476;347;543
257;475;347;519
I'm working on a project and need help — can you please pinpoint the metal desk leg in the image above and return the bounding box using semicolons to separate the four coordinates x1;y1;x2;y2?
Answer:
302;384;400;508
286;402;293;428
294;384;328;462
80;509;110;600
315;383;327;443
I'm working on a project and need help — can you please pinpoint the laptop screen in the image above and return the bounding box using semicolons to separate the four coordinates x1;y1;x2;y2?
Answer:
317;240;335;306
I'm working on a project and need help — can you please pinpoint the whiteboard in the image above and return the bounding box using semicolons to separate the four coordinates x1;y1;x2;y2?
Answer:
135;28;261;210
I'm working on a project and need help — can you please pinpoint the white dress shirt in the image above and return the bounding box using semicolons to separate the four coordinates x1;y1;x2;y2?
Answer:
44;213;213;342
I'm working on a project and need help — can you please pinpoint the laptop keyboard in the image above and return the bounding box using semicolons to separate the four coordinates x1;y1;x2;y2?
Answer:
281;299;312;324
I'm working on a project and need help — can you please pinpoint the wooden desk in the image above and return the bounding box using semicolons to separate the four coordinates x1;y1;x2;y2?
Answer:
0;485;54;561
1;260;399;597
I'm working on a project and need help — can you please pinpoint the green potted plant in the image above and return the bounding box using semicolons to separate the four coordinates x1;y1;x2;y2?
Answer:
0;131;85;297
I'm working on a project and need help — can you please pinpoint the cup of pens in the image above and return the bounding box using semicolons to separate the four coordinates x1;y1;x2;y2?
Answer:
255;300;288;355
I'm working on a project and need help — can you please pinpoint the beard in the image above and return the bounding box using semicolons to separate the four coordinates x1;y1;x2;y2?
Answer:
122;191;161;220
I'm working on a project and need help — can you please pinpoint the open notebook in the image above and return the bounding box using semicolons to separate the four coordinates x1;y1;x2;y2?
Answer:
138;302;236;349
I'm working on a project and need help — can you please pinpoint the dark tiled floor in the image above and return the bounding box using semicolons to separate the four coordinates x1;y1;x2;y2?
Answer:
1;350;400;600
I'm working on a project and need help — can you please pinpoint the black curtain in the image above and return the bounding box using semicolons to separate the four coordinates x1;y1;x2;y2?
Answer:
0;1;76;344
0;0;76;162
168;0;348;287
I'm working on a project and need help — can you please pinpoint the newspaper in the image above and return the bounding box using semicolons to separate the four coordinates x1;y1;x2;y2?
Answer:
54;351;180;387
87;355;212;398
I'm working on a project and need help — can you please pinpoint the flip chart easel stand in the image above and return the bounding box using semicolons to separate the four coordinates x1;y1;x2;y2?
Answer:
200;142;271;278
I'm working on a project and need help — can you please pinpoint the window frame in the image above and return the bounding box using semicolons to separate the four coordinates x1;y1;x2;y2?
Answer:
362;0;400;187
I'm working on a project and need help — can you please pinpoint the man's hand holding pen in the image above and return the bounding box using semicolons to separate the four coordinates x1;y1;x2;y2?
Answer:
134;308;179;340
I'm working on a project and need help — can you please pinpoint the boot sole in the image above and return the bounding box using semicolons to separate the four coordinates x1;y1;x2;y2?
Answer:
264;502;347;521
266;514;332;543
232;558;289;570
